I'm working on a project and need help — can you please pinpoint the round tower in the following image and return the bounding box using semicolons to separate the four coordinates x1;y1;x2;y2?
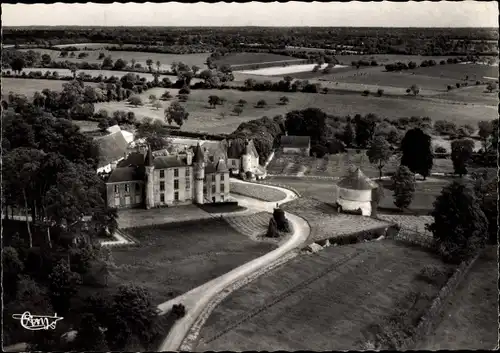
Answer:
144;146;155;209
193;143;205;204
241;139;252;173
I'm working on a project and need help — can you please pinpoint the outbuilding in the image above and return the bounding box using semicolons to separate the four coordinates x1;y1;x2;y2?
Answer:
336;167;378;216
280;135;311;156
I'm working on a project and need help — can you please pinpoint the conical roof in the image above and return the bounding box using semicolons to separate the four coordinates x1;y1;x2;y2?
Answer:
337;167;378;190
193;142;205;163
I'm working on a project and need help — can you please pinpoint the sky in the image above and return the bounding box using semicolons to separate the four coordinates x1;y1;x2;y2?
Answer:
2;1;499;28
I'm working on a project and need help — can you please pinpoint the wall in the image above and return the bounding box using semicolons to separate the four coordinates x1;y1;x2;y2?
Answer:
283;147;309;156
205;171;230;202
337;198;372;216
107;181;144;208
338;187;372;202
154;166;194;206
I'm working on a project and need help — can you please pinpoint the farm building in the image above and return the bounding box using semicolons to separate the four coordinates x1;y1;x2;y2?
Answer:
336;167;378;216
280;135;311;156
95;131;130;174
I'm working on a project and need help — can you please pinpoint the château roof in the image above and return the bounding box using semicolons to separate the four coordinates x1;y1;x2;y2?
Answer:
280;135;311;149
193;143;205;163
95;131;129;168
107;166;144;183
153;155;188;169
337;168;378;190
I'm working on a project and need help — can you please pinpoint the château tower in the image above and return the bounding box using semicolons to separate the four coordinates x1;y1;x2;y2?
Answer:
193;143;205;204
144;145;155;209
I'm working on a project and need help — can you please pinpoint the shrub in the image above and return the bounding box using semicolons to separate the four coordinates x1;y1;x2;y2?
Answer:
171;303;186;318
266;217;279;238
416;265;451;286
362;89;370;96
179;86;190;95
377;88;384;97
434;145;447;154
456;82;461;88
406;88;411;94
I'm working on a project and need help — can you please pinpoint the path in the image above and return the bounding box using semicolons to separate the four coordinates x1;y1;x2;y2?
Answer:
158;180;310;351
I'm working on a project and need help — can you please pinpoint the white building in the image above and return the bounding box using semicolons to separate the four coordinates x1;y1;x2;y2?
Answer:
336;168;378;216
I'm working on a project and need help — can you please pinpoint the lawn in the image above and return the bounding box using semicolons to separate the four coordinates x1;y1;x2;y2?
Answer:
263;177;338;204
195;239;454;351
224;211;272;240
109;218;276;305
19;48;209;71
279;197;390;243
433;85;499;106
230;182;287;202
1;77;97;97
415;246;499;350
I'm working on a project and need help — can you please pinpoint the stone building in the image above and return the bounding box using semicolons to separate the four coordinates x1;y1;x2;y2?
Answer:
280;135;311;156
336;167;378;216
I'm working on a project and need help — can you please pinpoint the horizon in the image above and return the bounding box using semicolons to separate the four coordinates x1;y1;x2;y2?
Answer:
2;2;498;27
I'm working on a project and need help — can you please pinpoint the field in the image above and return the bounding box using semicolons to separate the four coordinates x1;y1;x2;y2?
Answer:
195;239;454;351
236;63;348;76
109;218;276;305
214;52;306;68
1;77;97;97
109;88;497;133
19;48;209;71
230;182;287;202
433;85;499;106
416;247;499;350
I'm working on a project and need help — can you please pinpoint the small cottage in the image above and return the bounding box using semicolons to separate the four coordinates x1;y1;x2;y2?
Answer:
280;135;311;156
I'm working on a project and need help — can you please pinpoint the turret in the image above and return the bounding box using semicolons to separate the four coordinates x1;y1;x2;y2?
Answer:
241;139;252;173
144;145;155;209
193;143;205;204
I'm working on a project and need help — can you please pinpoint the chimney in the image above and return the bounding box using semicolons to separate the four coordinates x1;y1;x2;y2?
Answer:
186;150;193;165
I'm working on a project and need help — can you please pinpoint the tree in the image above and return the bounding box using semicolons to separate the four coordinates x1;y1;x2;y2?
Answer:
232;106;243;116
477;120;494;150
152;101;162;110
128;95;143;107
486;82;497;93
427;182;488;263
130;58;136;68
238;99;247;107
267;217;279;238
113;58;127;71
342;121;355;147
149;94;157;103
165;101;189;126
400;128;433;180
367;136;392;180
256;99;267;108
106;284;160;350
179;85;191;95
70;64;78;79
208;95;220;108
392;165;416;211
156;60;161;72
161;90;172;100
279;96;289;105
101;56;113;69
451;139;475;177
3;247;24;302
410;84;420;96
41;53;52;66
353;113;379;148
377;88;384;97
72;313;108;351
146;58;153;72
191;65;200;75
11;57;25;74
48;260;82;315
470;169;498;244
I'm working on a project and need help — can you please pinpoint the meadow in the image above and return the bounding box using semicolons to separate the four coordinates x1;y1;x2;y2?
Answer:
196;239;454;351
19;48;209;71
2;77;97;97
17;67;179;81
415;247;499;350
213;52;307;68
109;218;276;305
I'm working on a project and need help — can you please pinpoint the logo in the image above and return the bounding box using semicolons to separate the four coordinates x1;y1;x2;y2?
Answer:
12;312;64;330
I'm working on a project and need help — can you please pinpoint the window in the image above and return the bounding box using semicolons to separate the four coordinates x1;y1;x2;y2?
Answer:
114;185;119;193
185;168;190;177
160;193;165;203
221;183;225;192
174;180;179;190
174;192;179;201
209;156;214;162
221;173;225;182
174;168;179;177
221;195;224;201
160;181;165;191
212;185;216;194
135;183;140;191
124;184;130;193
186;179;190;189
160;170;165;178
212;174;216;182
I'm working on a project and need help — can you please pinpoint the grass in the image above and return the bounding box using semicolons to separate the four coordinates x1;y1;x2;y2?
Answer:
108;218;276;305
19;48;209;71
434;85;499;106
19;67;181;81
230;182;287;202
224;211;272;240
214;52;306;68
279;197;389;243
197;203;247;214
264;177;338;203
415;247;499;350
195;239;453;351
1;77;97;96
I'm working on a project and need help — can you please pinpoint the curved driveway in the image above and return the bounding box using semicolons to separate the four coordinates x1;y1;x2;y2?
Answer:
158;179;310;351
